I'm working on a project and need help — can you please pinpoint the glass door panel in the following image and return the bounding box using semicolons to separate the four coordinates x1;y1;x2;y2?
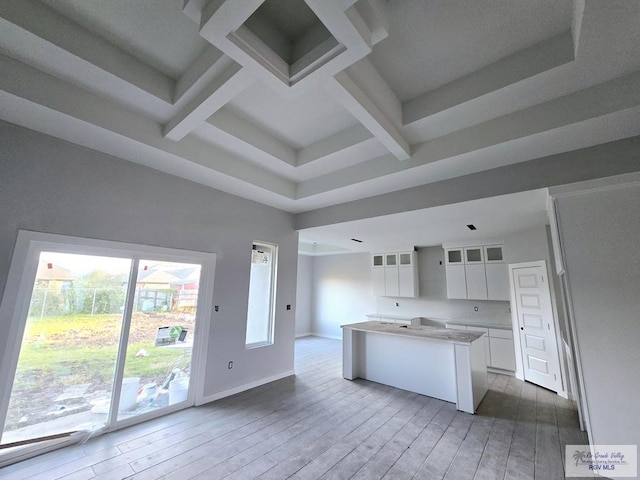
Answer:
117;260;201;420
1;252;132;447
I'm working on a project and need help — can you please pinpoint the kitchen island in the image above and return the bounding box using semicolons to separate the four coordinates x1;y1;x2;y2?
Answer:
341;321;488;414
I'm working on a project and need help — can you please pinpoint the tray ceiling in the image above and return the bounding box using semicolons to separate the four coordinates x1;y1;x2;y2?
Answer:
1;0;640;221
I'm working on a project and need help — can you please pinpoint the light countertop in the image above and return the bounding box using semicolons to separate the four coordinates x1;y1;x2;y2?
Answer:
342;321;486;345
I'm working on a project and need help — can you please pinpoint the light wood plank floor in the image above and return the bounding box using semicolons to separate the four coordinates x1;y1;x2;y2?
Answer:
0;336;589;480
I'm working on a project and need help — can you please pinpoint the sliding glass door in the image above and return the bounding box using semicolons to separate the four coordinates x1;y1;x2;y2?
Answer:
2;252;132;447
116;260;201;422
0;233;215;459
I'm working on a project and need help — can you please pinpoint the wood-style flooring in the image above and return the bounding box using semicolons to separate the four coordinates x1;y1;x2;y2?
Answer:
0;336;589;479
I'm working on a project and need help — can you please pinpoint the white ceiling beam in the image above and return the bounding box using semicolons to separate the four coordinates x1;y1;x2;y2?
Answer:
403;31;576;125
174;45;226;103
353;0;389;45
325;59;410;160
298;70;640;198
572;0;587;58
0;0;174;104
0;54;295;202
294;136;640;229
205;108;297;167
297;124;373;166
163;63;253;141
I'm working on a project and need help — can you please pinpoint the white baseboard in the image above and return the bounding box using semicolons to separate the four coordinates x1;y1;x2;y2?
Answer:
196;370;295;405
308;333;342;340
295;332;313;338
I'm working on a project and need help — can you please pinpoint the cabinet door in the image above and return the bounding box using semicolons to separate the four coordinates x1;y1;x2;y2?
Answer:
398;252;414;266
489;337;516;371
446;264;467;299
464;247;484;264
398;266;416;297
385;266;399;297
484;245;504;263
445;248;463;265
465;264;488;300
485;263;510;300
372;266;385;296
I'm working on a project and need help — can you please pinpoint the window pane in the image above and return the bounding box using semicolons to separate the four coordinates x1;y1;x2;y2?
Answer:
117;260;201;420
246;243;277;346
2;252;131;446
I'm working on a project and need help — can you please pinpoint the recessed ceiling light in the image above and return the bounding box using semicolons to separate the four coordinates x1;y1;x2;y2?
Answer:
351;238;363;243
467;224;477;231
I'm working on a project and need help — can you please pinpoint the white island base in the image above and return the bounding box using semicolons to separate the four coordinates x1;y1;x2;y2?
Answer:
342;322;488;414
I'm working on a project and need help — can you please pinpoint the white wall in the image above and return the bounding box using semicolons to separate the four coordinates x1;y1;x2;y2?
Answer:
553;179;640;447
295;255;313;336
310;253;376;339
0;121;298;400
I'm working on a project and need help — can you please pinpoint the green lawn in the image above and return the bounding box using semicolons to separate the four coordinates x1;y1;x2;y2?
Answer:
6;312;192;430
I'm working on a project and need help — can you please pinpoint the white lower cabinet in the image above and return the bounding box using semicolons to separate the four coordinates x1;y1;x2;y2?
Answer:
487;328;516;371
446;323;516;372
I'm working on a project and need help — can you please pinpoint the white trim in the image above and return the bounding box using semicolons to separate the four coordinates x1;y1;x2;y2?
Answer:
548;171;640;198
295;332;313;338
508;260;566;397
442;238;504;250
308;333;342;341
196;370;295;405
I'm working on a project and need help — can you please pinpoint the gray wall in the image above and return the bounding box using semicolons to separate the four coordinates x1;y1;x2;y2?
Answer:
0;122;298;398
554;181;640;446
309;227;560;336
310;253;376;338
295;255;313;336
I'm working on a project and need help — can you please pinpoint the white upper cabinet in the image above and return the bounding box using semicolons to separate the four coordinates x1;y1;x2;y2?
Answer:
445;263;467;299
372;251;418;297
444;243;508;301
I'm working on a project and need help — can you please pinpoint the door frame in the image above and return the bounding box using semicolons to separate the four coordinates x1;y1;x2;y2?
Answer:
0;230;216;456
508;259;566;397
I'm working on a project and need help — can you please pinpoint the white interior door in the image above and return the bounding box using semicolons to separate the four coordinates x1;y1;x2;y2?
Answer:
512;264;562;392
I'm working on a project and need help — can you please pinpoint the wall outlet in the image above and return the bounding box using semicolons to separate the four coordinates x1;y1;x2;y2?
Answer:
228;361;233;369
214;305;219;312
286;304;291;310
395;302;399;307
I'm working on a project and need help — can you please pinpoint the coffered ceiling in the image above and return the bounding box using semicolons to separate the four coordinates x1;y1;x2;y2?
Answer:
1;0;640;221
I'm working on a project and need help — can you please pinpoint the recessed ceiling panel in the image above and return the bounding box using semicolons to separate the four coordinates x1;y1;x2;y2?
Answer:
225;82;359;148
370;0;573;101
38;0;208;79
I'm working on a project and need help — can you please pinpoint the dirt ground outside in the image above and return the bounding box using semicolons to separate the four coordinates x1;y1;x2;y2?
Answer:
4;311;195;433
